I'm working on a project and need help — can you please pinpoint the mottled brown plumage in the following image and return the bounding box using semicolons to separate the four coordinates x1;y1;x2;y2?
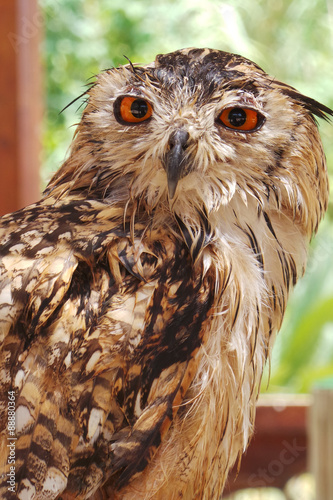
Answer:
0;48;331;499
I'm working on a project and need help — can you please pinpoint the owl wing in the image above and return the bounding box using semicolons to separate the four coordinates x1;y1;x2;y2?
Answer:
0;198;216;499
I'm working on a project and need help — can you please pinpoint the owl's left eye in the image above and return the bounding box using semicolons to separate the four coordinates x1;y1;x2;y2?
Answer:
114;96;153;124
218;107;264;132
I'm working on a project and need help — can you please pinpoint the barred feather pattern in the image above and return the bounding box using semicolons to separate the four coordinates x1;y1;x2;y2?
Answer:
0;48;331;499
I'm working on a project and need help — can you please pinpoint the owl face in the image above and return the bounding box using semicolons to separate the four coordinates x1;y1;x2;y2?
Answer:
50;48;330;236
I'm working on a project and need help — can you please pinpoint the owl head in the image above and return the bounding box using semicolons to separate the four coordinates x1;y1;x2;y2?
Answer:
47;48;331;240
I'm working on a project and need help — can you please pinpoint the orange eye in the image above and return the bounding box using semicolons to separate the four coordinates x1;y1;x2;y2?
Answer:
115;96;153;124
218;107;263;131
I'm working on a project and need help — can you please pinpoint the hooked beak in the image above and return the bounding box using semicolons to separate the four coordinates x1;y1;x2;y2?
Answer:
163;129;190;199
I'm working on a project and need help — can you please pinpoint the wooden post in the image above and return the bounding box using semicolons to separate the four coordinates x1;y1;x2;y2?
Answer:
0;0;42;216
309;382;333;500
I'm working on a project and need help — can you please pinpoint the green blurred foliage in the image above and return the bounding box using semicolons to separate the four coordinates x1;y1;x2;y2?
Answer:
262;220;333;393
39;0;333;393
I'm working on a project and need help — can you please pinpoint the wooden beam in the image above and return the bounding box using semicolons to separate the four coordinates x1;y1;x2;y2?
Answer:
225;395;309;493
0;0;42;216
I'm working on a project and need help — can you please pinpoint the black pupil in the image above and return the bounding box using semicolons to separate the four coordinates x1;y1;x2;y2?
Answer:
228;108;247;127
131;99;148;118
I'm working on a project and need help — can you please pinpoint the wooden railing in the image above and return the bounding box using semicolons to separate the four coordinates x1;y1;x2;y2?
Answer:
225;394;309;494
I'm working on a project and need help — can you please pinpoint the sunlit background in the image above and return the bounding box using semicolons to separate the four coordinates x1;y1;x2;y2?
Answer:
39;1;333;498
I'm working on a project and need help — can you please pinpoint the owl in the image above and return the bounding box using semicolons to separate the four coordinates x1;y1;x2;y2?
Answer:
0;48;331;500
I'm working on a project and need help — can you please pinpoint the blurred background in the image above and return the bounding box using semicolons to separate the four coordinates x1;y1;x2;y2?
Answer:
2;0;333;498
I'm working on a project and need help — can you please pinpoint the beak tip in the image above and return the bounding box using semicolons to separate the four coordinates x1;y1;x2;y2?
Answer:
168;179;178;199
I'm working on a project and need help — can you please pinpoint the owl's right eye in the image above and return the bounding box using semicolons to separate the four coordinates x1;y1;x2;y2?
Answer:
114;96;153;124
